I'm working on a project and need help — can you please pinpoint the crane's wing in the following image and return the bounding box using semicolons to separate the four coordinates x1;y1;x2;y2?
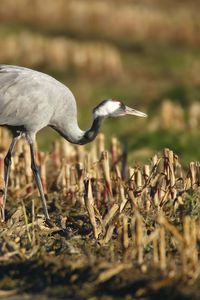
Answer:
0;65;77;132
0;65;21;88
0;65;57;128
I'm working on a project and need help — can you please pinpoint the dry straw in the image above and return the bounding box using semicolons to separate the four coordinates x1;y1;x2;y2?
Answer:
0;32;122;75
0;127;199;279
1;0;200;47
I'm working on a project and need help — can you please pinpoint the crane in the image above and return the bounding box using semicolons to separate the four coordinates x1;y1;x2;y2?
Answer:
0;64;147;221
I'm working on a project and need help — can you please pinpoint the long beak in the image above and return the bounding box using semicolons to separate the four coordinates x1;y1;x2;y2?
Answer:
125;106;147;117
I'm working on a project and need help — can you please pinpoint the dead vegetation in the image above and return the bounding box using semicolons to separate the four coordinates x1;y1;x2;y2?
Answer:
0;31;122;75
148;100;200;131
1;0;200;47
0;128;199;299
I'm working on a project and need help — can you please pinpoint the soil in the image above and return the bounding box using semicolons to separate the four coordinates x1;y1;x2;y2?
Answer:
0;195;200;300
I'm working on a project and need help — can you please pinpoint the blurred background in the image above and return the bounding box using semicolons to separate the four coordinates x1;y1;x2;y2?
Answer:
0;0;200;164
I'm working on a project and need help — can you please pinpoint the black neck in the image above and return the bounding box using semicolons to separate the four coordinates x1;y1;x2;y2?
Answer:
50;116;104;145
78;116;104;145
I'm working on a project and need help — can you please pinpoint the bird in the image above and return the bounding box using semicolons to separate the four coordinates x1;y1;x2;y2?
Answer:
0;64;147;221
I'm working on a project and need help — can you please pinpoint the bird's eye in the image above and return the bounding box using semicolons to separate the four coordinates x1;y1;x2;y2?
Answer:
120;102;126;110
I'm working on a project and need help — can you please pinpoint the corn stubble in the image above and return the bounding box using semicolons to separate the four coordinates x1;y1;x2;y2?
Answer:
0;127;200;297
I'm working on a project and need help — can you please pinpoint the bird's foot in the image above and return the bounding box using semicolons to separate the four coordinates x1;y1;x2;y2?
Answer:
0;188;5;222
0;207;5;222
45;218;54;228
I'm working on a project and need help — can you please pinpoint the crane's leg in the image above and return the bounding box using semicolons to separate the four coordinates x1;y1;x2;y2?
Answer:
1;134;20;221
28;139;50;220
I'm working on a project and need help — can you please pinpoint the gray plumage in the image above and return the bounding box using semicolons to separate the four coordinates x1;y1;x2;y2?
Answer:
0;64;84;144
0;64;147;221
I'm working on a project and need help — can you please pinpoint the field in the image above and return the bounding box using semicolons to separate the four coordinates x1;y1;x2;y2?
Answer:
0;0;200;163
0;129;200;299
0;0;200;299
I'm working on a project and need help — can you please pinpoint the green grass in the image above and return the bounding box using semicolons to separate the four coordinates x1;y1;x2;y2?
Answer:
2;19;200;164
127;130;200;164
37;126;200;167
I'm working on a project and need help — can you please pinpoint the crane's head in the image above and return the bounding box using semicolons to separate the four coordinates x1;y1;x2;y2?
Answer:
93;99;147;119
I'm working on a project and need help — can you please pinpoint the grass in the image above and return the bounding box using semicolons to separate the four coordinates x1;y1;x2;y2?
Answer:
1;7;200;164
0;133;200;299
0;2;200;297
127;130;200;164
36;126;200;166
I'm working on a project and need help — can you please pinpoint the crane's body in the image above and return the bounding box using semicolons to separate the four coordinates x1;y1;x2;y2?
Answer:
0;65;82;144
0;64;147;221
